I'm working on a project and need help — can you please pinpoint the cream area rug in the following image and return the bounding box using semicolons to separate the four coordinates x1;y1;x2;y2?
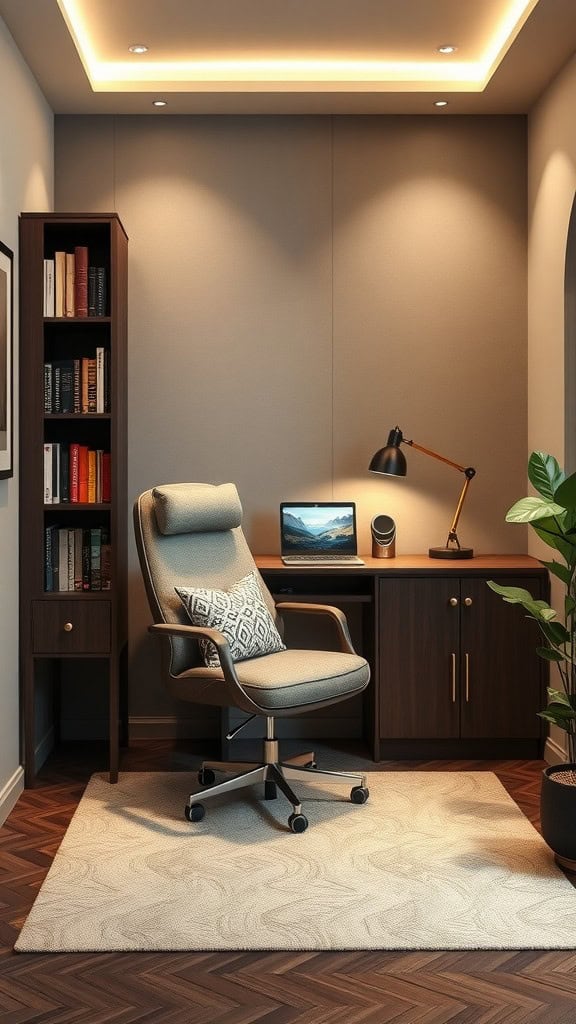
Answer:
15;770;576;953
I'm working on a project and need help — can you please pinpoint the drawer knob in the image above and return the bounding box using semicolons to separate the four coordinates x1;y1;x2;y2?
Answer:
464;597;473;607
449;597;458;607
63;621;74;632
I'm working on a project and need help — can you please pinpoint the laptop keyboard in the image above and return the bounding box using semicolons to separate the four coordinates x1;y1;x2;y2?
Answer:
282;554;365;565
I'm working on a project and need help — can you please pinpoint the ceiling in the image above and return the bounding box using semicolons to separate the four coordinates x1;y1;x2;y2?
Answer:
1;0;575;115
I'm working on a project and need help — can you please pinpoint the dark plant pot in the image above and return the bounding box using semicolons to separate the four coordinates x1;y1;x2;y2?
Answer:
540;763;576;872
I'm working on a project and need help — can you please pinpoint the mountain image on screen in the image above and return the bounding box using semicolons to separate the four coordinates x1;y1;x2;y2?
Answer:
282;511;355;552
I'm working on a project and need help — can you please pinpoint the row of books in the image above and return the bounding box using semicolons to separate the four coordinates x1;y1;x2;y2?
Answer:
44;350;110;414
43;247;107;317
45;525;111;592
44;443;111;504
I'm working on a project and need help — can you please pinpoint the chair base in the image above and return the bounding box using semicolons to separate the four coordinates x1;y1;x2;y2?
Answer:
187;748;369;833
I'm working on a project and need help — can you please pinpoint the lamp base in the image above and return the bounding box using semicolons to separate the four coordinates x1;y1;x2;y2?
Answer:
429;546;474;560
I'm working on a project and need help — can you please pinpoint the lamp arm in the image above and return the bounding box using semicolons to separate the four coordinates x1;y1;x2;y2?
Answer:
405;438;467;474
403;436;476;550
447;473;475;548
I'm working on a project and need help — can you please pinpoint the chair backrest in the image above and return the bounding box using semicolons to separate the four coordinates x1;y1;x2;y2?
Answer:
133;482;279;676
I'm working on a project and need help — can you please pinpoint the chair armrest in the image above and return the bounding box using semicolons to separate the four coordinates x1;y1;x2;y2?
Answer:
275;601;355;654
148;622;237;676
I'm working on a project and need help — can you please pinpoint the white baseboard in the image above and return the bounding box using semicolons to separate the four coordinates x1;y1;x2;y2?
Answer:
0;766;24;826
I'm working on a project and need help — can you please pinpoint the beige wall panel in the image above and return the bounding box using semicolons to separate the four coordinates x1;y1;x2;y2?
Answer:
0;15;53;813
528;55;576;761
54;117;115;211
54;113;528;735
332;116;528;558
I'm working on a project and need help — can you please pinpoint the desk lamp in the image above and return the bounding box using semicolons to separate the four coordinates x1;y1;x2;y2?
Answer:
369;426;476;559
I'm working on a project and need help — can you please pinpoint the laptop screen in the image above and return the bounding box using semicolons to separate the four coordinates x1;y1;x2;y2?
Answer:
280;502;358;555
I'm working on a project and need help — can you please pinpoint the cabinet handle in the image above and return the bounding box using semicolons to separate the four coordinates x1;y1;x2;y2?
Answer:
449;597;458;607
464;597;473;607
63;622;74;632
451;653;457;702
465;652;470;701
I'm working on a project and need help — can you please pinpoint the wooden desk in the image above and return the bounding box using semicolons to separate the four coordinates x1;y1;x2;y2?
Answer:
255;555;549;761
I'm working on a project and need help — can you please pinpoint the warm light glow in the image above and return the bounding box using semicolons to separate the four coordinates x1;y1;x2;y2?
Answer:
434;100;448;107
56;0;541;93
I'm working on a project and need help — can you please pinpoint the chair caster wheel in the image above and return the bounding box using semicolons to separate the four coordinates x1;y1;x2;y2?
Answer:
288;812;309;834
350;786;369;804
264;780;277;800
198;767;216;786
185;803;205;822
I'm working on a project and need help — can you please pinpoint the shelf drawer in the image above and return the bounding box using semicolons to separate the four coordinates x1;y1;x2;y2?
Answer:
32;600;111;654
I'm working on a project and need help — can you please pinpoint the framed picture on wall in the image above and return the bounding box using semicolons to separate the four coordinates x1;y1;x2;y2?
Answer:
0;239;13;479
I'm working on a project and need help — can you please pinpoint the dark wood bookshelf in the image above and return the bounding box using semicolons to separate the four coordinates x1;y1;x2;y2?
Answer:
19;212;128;787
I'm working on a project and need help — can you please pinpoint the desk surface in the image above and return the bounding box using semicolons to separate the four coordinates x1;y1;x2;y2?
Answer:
255;554;544;573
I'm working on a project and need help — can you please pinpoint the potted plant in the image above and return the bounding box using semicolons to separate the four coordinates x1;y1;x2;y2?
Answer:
487;451;576;871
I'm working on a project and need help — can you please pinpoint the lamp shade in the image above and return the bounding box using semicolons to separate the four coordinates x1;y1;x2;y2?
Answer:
369;428;407;476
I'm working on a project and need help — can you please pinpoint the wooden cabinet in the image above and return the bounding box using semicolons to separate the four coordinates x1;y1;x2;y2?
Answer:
19;213;128;786
256;555;549;761
378;570;548;758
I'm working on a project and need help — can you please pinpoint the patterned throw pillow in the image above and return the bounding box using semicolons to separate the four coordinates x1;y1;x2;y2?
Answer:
175;570;286;668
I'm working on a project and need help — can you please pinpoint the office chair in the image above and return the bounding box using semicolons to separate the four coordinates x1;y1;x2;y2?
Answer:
133;482;371;833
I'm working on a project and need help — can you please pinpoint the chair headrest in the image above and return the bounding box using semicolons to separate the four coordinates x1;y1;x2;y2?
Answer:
152;482;242;535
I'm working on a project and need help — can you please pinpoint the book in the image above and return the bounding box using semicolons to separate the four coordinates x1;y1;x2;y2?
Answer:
69;442;80;502
95;267;106;316
73;358;81;413
54;251;66;317
44;363;52;413
43;443;52;502
65;252;75;317
74;528;83;591
67;529;75;590
90;526;101;590
43;259;55;317
58;527;69;591
74;245;88;317
52;359;74;413
96;347;105;413
60;444;69;503
82;529;91;590
44;524;58;591
88;266;97;316
51;442;60;504
78;445;89;503
87;448;96;503
100;533;112;591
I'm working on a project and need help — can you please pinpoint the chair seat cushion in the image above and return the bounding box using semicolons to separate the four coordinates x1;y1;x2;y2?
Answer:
176;570;286;668
177;648;370;712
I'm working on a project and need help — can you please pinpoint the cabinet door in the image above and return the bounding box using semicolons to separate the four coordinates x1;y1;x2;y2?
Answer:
379;578;460;739
460;576;544;739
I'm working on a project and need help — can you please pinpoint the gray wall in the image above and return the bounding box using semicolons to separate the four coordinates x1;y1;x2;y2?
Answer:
54;113;528;740
0;13;53;820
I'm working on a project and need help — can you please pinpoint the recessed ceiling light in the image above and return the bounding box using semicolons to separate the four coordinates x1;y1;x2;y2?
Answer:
152;100;167;107
128;44;148;55
436;45;458;55
433;100;449;107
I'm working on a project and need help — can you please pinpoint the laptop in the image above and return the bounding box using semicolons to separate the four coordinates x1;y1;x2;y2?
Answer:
280;501;365;566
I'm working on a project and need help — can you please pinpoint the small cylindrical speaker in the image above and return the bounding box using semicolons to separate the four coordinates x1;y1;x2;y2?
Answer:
371;514;396;558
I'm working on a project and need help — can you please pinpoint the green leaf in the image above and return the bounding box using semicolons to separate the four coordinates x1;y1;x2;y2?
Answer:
505;497;566;523
554;471;576;511
546;687;572;707
528;452;565;500
532;519;576;563
566;596;576;618
538;709;576;729
537;646;565;661
486;582;557;621
538;620;571;645
541;559;572;585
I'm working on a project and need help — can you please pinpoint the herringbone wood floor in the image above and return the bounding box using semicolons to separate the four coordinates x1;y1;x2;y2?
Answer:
2;742;576;1024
